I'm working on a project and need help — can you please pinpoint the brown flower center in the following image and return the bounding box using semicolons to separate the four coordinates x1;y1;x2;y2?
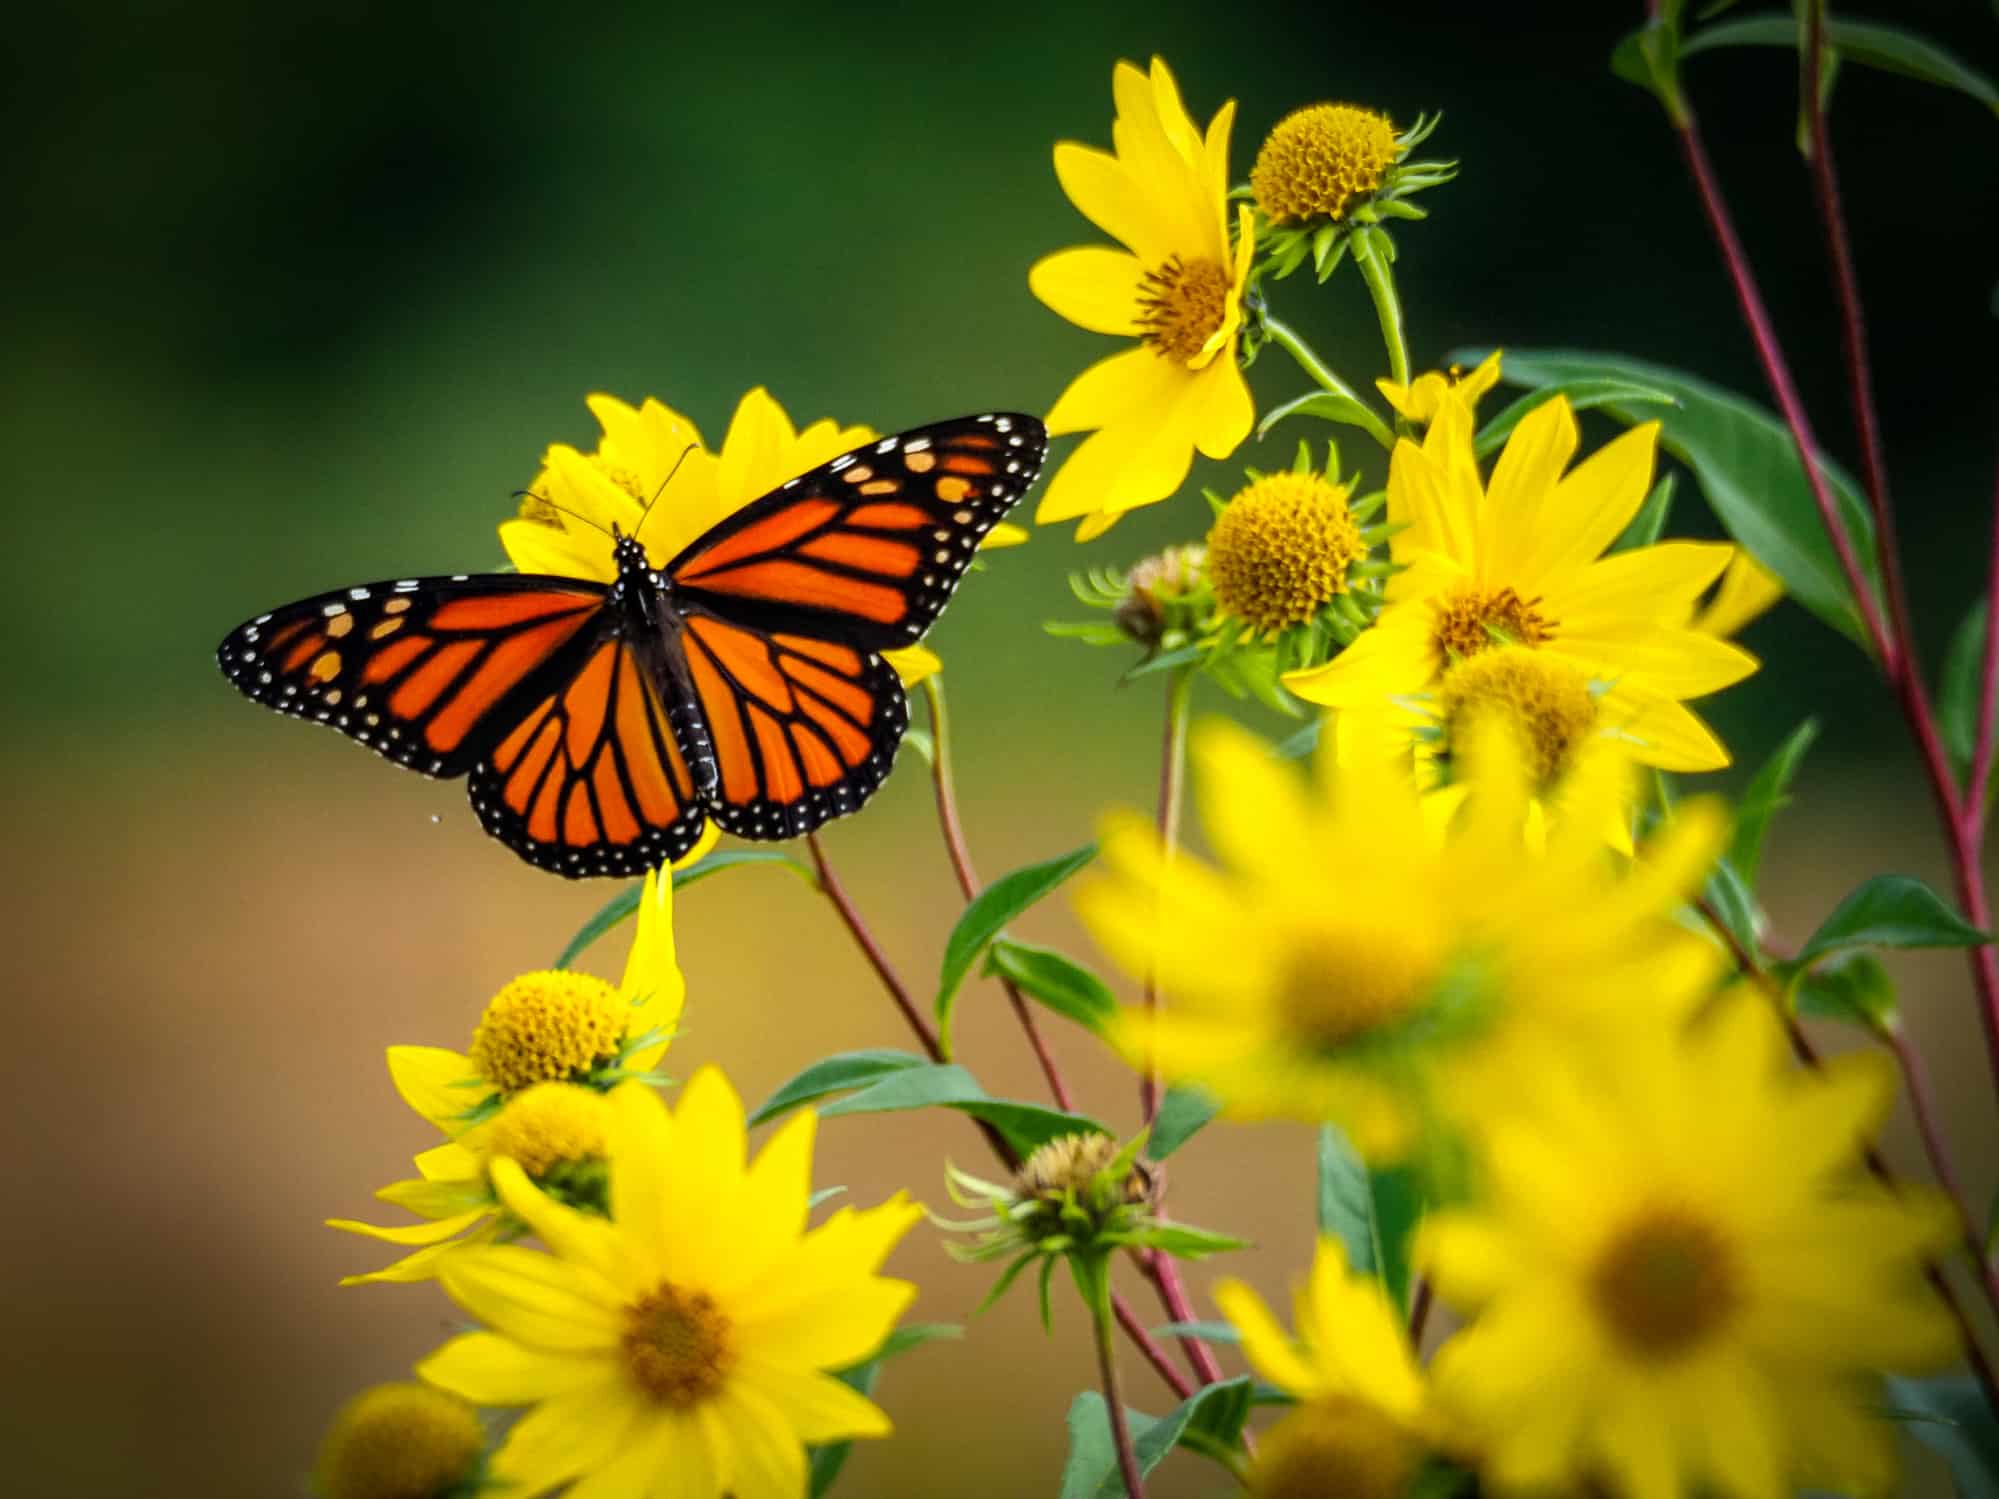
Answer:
1137;255;1232;364
1591;1209;1739;1360
1247;1395;1424;1499
1438;645;1597;786
1276;921;1440;1051
1432;586;1555;664
623;1282;734;1406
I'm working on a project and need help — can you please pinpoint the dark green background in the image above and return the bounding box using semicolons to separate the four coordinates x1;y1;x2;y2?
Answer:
5;4;1994;1496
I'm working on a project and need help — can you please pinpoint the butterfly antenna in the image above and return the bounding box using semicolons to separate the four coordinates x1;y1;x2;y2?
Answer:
511;489;615;539
635;443;699;542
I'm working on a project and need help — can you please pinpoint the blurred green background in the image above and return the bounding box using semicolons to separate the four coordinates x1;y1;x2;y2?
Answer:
6;2;1995;1494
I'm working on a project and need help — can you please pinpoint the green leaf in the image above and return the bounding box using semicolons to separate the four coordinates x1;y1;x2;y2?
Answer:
1681;15;1999;116
1255;389;1396;451
1060;1378;1258;1499
1131;1222;1248;1261
1940;598;1989;776
1473;379;1679;459
1788;950;1898;1034
552;850;813;968
1703;852;1763;954
1274;718;1322;760
1882;1374;1999;1499
936;843;1098;1054
1148;1084;1220;1161
808;1324;961;1496
1470;351;1880;648
1796;875;1990;966
1316;1123;1422;1312
984;940;1117;1036
1149;1320;1241;1345
814;1061;1107;1156
1613;472;1676;554
1727;718;1820;889
749;1050;927;1126
1610;19;1689;123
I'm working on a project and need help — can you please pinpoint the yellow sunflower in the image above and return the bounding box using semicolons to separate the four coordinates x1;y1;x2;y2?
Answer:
1216;1238;1437;1499
1073;717;1723;1160
1029;57;1255;540
1287;380;1757;777
332;867;683;1280
1422;994;1958;1499
417;1071;923;1499
503;387;1023;692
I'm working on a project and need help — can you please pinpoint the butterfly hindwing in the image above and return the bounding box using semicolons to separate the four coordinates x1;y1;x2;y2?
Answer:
216;575;611;776
675;608;907;841
467;633;710;877
665;413;1047;651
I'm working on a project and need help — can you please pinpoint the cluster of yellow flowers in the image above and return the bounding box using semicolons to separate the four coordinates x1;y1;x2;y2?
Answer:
301;44;1993;1499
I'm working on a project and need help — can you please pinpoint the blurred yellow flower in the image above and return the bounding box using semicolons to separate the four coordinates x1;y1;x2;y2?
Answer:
314;1382;485;1499
418;1071;922;1499
1289;389;1757;776
330;867;683;1282
1074;718;1723;1159
1216;1238;1434;1499
1422;995;1958;1499
503;387;1016;690
1029;57;1255;539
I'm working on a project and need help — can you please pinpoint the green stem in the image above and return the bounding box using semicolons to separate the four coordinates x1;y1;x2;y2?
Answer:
1352;229;1411;390
1259;315;1398;451
1140;666;1196;1126
1089;1269;1148;1498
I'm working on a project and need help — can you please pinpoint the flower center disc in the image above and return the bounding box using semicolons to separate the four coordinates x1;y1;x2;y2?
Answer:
1138;255;1232;364
1277;921;1439;1051
623;1282;734;1407
1591;1209;1739;1359
488;1081;612;1180
1251;103;1399;224
1248;1395;1424;1499
1208;473;1363;634
1432;586;1555;664
1438;645;1597;784
468;971;630;1096
315;1383;485;1499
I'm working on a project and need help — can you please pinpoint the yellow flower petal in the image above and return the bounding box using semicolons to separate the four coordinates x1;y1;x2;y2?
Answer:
386;1046;486;1134
1044;345;1181;439
488;1379;649;1499
490;1158;632;1293
1213;1278;1322;1396
1051;141;1166;261
1028;246;1145;335
437;1244;622;1353
621;865;686;1073
885;644;940;688
1695;551;1784;638
417;1330;614;1406
330;1205;491;1245
1517;420;1660;583
736;1279;917;1372
1480;395;1578;580
565;1415;692;1499
710;1382;810;1499
738;1357;894;1441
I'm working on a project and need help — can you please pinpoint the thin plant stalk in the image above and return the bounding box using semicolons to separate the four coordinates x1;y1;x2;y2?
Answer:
1258;315;1398;450
922;676;1074;1109
1092;1284;1149;1498
1141;667;1196;1125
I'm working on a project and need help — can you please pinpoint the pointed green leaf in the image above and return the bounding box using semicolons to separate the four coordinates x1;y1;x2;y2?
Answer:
1473;379;1678;459
1882;1375;1999;1499
1681;15;1999;116
749;1050;928;1126
1613;472;1676;554
1060;1377;1259;1499
1148;1084;1220;1161
1787;951;1898;1035
1940;598;1990;776
1728;718;1820;889
985;939;1117;1036
937;843;1098;1053
1275;719;1323;759
814;1061;1106;1156
1149;1320;1241;1345
1468;350;1880;648
1703;852;1764;954
1796;875;1990;966
552;850;814;968
1316;1123;1422;1312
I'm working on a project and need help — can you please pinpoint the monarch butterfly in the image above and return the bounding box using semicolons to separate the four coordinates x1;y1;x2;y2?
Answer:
216;413;1047;878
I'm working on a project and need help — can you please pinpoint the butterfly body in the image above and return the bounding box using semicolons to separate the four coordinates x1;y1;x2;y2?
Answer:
218;413;1046;878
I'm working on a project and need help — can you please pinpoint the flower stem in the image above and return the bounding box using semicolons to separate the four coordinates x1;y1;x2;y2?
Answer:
1408;1275;1434;1348
1140;1248;1229;1390
1352;230;1411;390
1141;667;1196;1127
1091;1279;1149;1498
922;676;1075;1110
1260;315;1398;451
1966;459;1999;826
1114;1292;1195;1401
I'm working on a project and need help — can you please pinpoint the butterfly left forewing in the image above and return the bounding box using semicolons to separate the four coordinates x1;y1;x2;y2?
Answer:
664;413;1047;652
216;575;611;776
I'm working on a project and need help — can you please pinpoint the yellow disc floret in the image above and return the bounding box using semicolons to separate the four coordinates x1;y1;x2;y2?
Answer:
1439;646;1597;785
315;1382;483;1499
1208;472;1363;634
1019;1131;1137;1201
623;1281;735;1407
1276;917;1442;1051
1137;255;1233;364
468;970;629;1095
486;1081;612;1179
1251;104;1398;224
1245;1395;1426;1499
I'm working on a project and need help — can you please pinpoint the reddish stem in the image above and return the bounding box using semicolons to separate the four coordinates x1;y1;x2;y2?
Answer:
1966;461;1999;825
1141;1249;1228;1388
1408;1276;1434;1349
922;677;1075;1110
1114;1292;1195;1400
